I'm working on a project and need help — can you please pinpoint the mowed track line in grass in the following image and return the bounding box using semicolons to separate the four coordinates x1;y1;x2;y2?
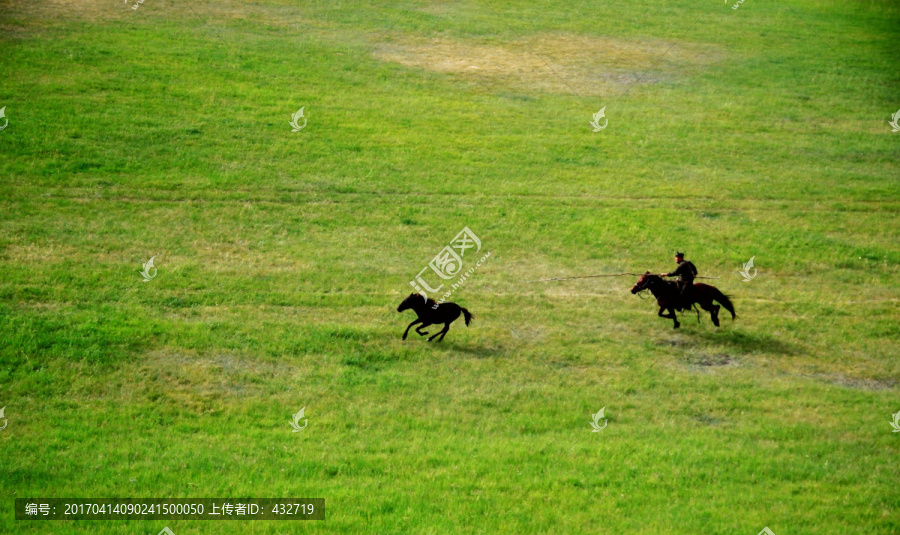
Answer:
0;0;898;534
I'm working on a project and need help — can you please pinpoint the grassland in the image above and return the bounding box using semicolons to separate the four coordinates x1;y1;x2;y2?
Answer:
0;0;898;533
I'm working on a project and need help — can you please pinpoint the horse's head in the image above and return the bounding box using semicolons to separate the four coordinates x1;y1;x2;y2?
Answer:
397;292;428;312
631;271;657;294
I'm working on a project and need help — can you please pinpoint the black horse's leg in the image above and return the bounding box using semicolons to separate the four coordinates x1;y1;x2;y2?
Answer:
402;319;421;340
415;324;431;336
437;322;452;342
428;323;450;342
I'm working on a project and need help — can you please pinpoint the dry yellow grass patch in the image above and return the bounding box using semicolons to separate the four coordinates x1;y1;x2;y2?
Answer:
129;348;301;409
1;241;84;264
374;33;721;96
0;0;315;28
0;0;130;24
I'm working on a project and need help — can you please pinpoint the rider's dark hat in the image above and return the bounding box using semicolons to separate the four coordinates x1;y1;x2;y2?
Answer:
674;251;685;257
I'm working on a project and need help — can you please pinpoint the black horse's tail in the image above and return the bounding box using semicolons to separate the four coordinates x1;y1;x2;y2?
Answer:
460;307;473;326
712;288;737;319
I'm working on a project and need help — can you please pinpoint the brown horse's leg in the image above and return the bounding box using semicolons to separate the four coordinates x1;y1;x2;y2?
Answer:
658;306;680;329
698;299;720;327
428;323;450;342
403;319;421;340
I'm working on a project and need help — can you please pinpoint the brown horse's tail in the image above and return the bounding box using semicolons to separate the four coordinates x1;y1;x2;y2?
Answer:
712;288;737;319
460;307;473;326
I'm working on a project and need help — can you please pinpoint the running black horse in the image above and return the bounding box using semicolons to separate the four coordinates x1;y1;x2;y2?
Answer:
631;272;736;329
397;293;473;342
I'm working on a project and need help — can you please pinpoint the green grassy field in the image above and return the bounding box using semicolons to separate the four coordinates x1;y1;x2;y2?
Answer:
1;0;899;533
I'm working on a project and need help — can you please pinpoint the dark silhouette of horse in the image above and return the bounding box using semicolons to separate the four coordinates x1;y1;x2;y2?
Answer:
397;293;473;342
630;272;736;329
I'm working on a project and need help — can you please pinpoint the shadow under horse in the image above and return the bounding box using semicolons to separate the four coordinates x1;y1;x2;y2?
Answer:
397;293;473;342
630;272;736;329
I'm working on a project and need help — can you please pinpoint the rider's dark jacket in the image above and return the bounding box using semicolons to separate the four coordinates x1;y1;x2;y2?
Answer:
665;260;698;284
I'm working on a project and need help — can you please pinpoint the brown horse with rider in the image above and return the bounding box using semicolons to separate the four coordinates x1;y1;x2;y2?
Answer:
631;252;736;329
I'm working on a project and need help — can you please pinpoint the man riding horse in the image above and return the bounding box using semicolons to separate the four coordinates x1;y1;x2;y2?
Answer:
660;251;697;310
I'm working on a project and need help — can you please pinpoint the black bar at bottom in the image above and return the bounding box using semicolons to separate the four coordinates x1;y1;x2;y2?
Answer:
15;498;324;520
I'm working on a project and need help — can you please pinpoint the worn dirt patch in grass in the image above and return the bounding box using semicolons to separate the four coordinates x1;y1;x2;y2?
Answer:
686;352;736;368
373;33;721;96
656;337;690;348
824;374;897;391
